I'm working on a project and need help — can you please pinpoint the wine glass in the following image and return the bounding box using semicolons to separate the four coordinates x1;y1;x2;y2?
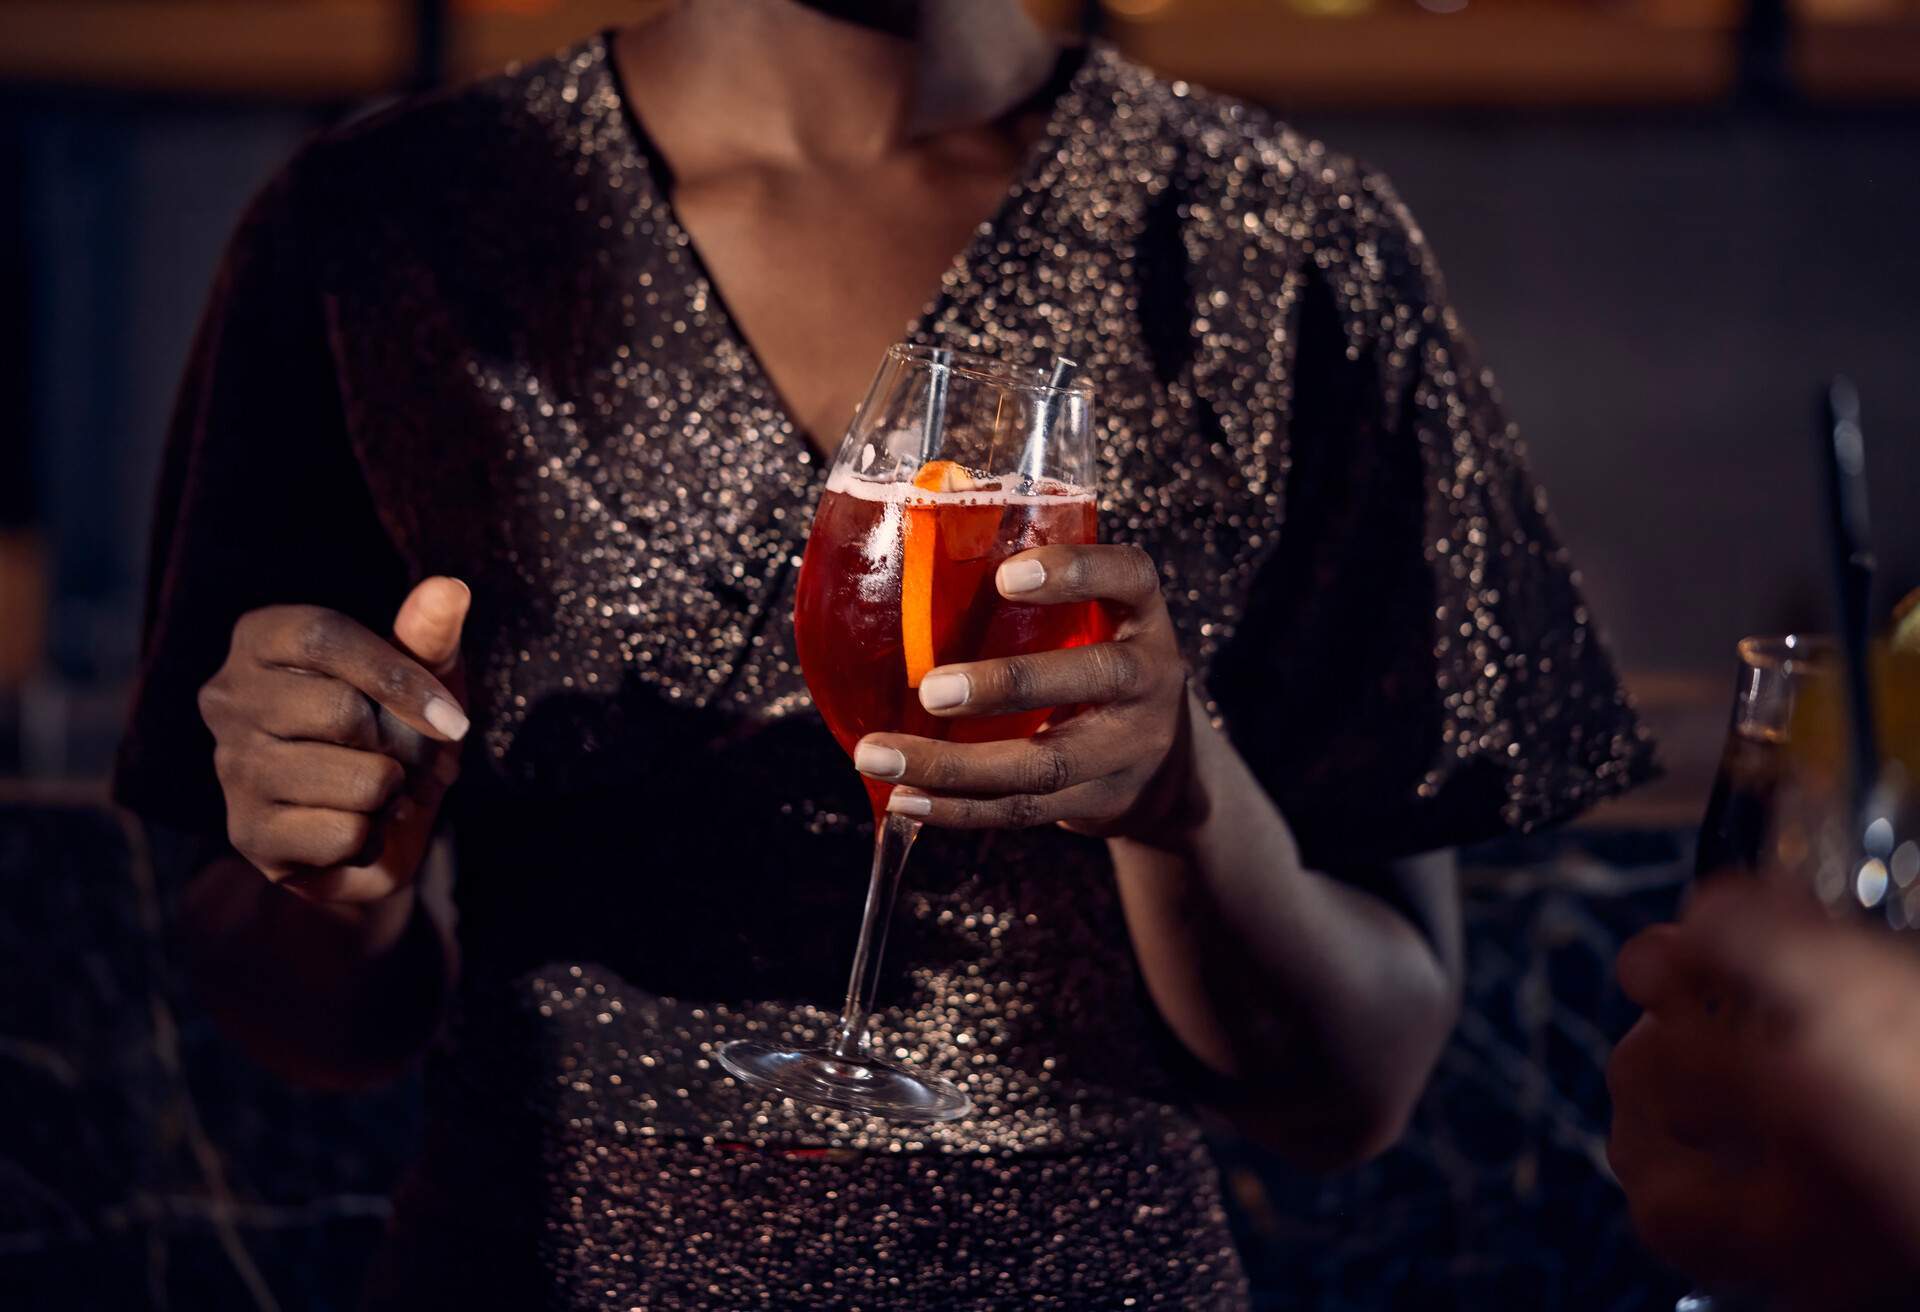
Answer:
1697;635;1920;917
717;343;1100;1122
1681;634;1920;1311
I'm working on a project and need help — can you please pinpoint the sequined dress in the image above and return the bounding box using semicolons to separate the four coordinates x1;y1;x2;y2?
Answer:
116;36;1654;1310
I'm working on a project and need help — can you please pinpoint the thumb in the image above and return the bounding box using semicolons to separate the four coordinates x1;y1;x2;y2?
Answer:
393;576;471;679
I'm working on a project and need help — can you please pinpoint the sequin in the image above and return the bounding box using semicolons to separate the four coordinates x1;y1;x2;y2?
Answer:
126;34;1652;1311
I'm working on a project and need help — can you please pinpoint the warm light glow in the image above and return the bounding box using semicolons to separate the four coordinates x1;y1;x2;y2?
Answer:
1857;857;1890;908
1102;0;1179;18
1892;840;1920;888
1288;0;1377;14
1817;853;1848;906
1775;823;1811;873
1865;815;1895;857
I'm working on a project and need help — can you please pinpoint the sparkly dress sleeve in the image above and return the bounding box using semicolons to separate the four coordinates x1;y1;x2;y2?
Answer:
112;161;408;836
1205;171;1657;871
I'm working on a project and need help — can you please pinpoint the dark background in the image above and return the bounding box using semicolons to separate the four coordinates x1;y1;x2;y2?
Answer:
2;0;1916;1307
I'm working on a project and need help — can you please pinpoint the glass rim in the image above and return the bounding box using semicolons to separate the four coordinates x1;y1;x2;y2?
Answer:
884;342;1093;397
1737;633;1837;673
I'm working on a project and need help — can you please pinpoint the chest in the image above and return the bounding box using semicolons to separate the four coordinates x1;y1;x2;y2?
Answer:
667;155;1022;453
328;127;1302;787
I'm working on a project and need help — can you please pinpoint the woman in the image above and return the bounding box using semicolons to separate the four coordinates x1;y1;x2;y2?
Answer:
117;1;1652;1305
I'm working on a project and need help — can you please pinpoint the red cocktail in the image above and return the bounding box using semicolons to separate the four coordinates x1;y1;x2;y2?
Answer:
795;463;1102;817
719;343;1096;1123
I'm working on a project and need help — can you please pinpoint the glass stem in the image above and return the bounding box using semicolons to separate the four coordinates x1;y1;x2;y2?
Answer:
829;810;921;1060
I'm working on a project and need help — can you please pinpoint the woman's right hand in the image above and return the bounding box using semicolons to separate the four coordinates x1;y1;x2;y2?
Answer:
197;577;472;906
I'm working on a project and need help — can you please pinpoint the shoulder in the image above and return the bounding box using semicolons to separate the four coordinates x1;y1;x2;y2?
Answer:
264;37;614;258
307;37;602;175
1094;47;1445;305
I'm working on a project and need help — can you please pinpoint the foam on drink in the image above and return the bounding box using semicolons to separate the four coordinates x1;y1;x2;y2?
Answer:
824;465;1095;509
797;467;1106;819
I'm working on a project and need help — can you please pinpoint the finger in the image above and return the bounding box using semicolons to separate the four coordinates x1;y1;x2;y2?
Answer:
277;863;406;905
1609;1080;1722;1203
232;804;380;875
241;606;468;743
1613;1104;1798;1298
1616;924;1689;1010
996;543;1163;619
1683;880;1839;1023
1615;1149;1759;1290
1616;923;1748;1027
218;739;406;813
915;642;1157;718
1607;1016;1708;1155
1609;1008;1759;1162
224;670;381;748
1607;1021;1725;1201
856;714;1143;797
392;576;471;678
1606;1017;1675;1157
881;778;1119;829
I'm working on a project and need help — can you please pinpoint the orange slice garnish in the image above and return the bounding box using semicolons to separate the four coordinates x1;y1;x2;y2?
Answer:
901;461;976;688
912;459;978;494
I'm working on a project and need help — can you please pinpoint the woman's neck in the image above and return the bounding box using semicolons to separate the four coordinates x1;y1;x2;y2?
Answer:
616;0;1057;169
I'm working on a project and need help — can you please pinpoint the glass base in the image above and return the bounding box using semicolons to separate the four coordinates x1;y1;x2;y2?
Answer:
1679;1292;1763;1311
716;1039;972;1123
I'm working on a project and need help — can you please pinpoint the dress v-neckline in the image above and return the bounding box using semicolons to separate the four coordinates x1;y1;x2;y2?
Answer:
596;31;1091;464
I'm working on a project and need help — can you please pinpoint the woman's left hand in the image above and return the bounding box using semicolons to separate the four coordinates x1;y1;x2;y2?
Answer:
853;543;1193;839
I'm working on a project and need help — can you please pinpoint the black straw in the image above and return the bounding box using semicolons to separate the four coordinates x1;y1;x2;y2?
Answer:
1818;376;1881;835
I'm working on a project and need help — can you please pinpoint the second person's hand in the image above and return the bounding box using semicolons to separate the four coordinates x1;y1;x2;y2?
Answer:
1609;881;1920;1310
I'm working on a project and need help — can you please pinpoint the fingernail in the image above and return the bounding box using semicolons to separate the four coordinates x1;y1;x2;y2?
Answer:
854;742;907;780
887;789;932;818
427;576;471;613
998;559;1046;595
919;671;970;711
424;696;470;741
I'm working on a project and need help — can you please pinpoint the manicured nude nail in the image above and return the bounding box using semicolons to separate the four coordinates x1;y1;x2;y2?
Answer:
854;742;907;780
998;559;1046;595
424;696;470;741
918;671;970;711
887;789;932;818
